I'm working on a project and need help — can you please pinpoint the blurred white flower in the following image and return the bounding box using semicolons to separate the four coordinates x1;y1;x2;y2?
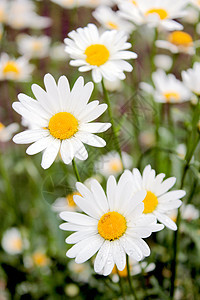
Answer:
190;0;200;9
0;53;34;81
176;144;186;160
0;0;8;23
68;260;91;283
140;69;192;103
81;0;113;8
103;78;123;92
0;122;19;142
181;204;199;221
52;192;81;213
32;251;50;267
50;42;69;61
51;0;82;9
182;62;200;95
65;284;79;297
182;6;199;24
93;6;135;34
17;34;51;59
154;55;173;72
1;228;24;255
95;151;132;178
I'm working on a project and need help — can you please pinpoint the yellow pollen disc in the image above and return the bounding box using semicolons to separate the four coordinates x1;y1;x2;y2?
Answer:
145;8;168;20
85;44;110;67
32;41;43;51
98;212;127;241
66;192;81;207
163;91;180;102
48;112;78;140
12;238;22;251
168;31;193;47
132;0;137;5
109;159;123;173
143;191;158;214
3;61;20;75
112;265;128;277
0;122;5;131
32;252;48;266
106;21;118;30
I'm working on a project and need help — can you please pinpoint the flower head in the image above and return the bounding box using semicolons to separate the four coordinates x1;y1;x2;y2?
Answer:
60;172;163;275
1;228;24;255
0;122;19;142
182;62;200;95
13;74;111;169
64;23;137;83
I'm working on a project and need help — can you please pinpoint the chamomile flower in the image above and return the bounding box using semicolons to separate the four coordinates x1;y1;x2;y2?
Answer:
95;151;132;178
60;173;164;275
12;74;111;169
64;23;137;83
154;55;173;72
32;251;50;267
182;62;200;95
156;31;195;55
0;122;19;142
52;192;81;213
118;0;188;31
51;0;82;9
125;165;186;230
0;53;34;81
92;6;135;34
1;228;24;255
17;34;51;59
140;69;192;103
82;0;113;8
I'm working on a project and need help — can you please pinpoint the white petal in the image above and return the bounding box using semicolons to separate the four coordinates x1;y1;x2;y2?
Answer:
155;177;176;196
13;129;49;144
26;136;53;155
41;139;60;169
94;240;110;273
60;139;74;164
154;211;177;231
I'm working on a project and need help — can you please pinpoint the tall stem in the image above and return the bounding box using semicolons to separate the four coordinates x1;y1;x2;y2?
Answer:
101;79;123;165
126;255;138;300
72;159;81;182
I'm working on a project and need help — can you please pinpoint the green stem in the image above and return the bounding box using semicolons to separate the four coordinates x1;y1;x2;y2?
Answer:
72;159;81;182
101;79;123;165
126;255;138;300
116;269;126;300
150;28;158;73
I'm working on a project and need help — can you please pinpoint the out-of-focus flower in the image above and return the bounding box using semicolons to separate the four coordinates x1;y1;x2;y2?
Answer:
81;0;113;8
103;78;123;92
139;130;156;149
0;0;8;23
93;6;135;34
182;6;199;24
95;151;132;178
51;0;82;9
13;74;111;169
154;54;173;72
64;284;79;297
156;31;195;55
118;0;188;31
140;69;192;103
0;24;3;41
125;164;185;230
64;23;137;83
181;204;199;221
190;0;200;9
50;42;69;61
68;260;91;283
52;192;81;212
0;53;34;81
0;122;19;142
182;62;200;95
7;0;51;30
1;228;24;255
60;173;163;276
176;144;186;160
32;251;50;267
17;34;51;59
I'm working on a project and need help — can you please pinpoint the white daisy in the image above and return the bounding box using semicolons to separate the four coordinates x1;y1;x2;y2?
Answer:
64;23;137;83
81;0;113;8
50;42;69;61
140;69;192;103
52;191;81;213
156;31;195;55
95;151;132;178
118;0;188;31
12;74;111;169
182;62;200;95
102;78;123;92
17;34;51;59
154;55;173;72
1;228;24;255
60;172;164;275
125;164;186;230
92;6;135;34
51;0;82;9
0;122;19;142
0;53;34;81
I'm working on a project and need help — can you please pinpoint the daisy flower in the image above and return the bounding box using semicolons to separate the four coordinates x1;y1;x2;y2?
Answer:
52;191;81;213
1;228;24;255
95;151;132;178
50;42;69;61
0;53;34;81
0;122;19;142
156;31;195;55
81;0;113;8
140;69;192;103
182;62;200;95
0;0;8;23
64;23;137;83
51;0;82;9
60;172;164;275
92;6;135;34
12;74;111;169
17;34;51;59
125;165;186;230
118;0;188;31
154;54;173;72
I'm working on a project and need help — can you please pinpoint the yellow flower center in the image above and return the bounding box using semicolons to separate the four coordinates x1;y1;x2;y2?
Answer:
109;159;123;173
163;91;180;102
32;41;43;51
168;31;193;47
98;212;127;241
12;238;22;251
85;44;110;67
3;61;20;76
143;191;158;214
106;21;118;30
145;8;168;20
112;265;128;277
132;0;137;5
32;252;48;266
66;192;81;207
0;122;5;131
48;112;78;140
